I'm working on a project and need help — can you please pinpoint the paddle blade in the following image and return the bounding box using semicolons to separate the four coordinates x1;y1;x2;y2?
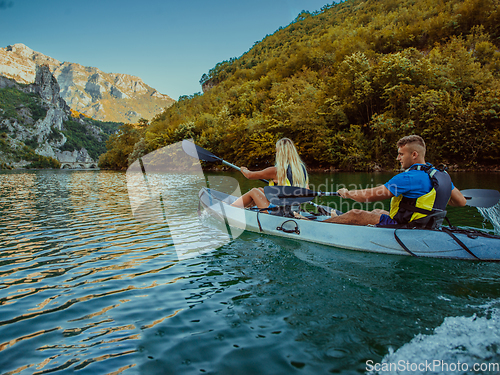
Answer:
462;189;500;208
264;186;315;206
182;139;220;162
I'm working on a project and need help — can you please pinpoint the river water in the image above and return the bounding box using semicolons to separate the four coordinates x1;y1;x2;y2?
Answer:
1;169;500;375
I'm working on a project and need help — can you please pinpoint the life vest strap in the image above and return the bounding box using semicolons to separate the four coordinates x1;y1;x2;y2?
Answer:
398;201;434;216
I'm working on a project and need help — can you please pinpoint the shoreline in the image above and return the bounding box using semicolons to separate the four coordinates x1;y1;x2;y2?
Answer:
204;165;500;174
3;164;500;173
0;167;101;171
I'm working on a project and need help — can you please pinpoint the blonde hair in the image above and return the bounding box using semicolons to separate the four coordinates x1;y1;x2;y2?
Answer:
275;138;309;188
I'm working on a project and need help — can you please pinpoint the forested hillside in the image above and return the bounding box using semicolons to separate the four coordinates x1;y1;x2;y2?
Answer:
100;0;500;171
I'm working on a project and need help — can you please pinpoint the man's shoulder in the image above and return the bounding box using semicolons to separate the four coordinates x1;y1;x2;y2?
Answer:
384;167;431;196
404;168;429;178
400;164;430;179
386;168;426;182
385;172;406;188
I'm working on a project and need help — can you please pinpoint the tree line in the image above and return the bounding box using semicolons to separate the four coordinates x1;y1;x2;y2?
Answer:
99;0;500;171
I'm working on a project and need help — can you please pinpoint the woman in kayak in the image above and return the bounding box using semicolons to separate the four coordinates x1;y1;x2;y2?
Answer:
231;138;309;211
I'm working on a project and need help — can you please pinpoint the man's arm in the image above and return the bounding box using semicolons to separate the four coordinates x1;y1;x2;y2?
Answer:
338;185;394;203
448;187;467;207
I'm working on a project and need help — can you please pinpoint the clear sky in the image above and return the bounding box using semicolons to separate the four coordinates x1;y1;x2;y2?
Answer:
0;0;336;100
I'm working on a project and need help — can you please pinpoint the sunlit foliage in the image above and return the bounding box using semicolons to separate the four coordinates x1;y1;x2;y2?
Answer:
101;0;500;171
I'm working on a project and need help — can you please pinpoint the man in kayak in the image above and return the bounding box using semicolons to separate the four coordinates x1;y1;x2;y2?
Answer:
323;135;467;227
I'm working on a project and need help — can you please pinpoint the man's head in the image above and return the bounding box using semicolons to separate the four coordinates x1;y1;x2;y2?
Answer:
396;135;426;169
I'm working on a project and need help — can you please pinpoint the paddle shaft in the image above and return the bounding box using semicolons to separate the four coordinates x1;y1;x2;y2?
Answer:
211;158;268;184
190;145;269;184
278;189;497;207
219;159;241;172
229;162;270;184
285;194;490;201
219;161;270;184
278;191;339;198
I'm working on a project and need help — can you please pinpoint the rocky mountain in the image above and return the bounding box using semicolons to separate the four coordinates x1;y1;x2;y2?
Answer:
0;65;120;169
0;44;175;123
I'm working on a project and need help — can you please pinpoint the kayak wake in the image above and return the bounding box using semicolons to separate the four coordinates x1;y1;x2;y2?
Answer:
368;301;500;374
478;202;500;235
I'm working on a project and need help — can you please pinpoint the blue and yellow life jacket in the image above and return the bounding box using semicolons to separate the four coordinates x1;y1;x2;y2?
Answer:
389;163;452;228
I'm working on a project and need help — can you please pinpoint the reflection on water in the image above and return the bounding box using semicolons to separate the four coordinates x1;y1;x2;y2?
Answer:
0;170;181;374
0;170;499;374
126;169;245;259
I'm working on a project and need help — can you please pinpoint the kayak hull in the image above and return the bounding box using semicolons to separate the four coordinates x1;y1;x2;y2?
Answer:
199;188;500;261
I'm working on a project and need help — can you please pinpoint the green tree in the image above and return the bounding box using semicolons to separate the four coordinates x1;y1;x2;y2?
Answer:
99;124;141;170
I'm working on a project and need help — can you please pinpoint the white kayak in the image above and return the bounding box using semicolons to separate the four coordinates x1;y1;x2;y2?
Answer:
199;187;500;261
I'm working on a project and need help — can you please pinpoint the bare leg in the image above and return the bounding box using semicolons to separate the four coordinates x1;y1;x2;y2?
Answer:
372;209;389;215
322;209;385;226
231;187;270;210
294;212;310;220
231;191;255;208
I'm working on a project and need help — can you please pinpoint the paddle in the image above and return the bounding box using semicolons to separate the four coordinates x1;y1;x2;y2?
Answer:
182;139;268;184
262;186;316;206
461;189;500;208
264;186;338;206
264;186;500;208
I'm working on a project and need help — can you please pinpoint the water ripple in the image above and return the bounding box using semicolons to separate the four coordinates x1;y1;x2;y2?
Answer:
0;171;191;373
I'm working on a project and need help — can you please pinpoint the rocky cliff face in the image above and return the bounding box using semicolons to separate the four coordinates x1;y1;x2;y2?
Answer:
0;66;111;169
0;44;175;123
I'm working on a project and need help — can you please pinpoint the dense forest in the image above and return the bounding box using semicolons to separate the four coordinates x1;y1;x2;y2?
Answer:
99;0;500;171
